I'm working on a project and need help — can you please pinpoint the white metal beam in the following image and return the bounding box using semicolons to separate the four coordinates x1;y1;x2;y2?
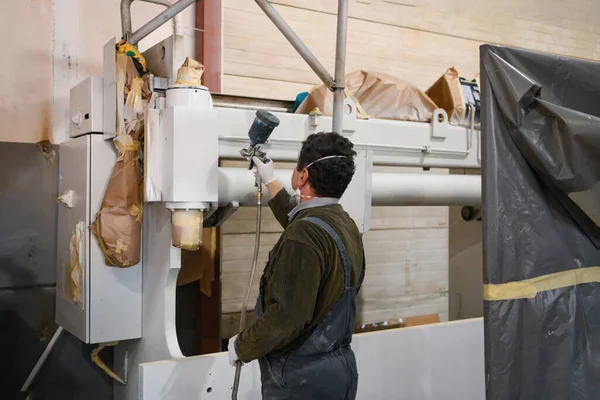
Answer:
216;108;481;170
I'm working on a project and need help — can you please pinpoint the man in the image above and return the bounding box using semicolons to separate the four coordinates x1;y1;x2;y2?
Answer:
228;131;366;399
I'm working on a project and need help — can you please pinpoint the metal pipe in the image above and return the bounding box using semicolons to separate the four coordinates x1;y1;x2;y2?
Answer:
332;0;349;134
232;181;263;399
21;326;64;393
129;0;197;45
219;168;482;207
371;173;482;206
146;0;181;36
121;0;181;41
254;0;334;89
121;0;134;38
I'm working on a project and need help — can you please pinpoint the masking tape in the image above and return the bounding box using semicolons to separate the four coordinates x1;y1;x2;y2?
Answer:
66;221;85;304
115;139;140;152
91;342;125;384
172;210;203;251
483;266;600;301
129;204;141;220
115;238;128;255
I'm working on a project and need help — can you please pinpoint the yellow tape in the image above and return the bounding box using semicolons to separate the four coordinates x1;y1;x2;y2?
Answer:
483;266;600;301
115;239;128;255
91;342;125;384
115;140;140;152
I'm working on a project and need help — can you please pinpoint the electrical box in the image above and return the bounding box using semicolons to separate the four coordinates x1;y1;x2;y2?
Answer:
56;135;142;343
69;77;104;138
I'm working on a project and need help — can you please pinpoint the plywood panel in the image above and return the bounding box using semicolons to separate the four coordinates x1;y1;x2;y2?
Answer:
222;0;600;100
220;161;450;333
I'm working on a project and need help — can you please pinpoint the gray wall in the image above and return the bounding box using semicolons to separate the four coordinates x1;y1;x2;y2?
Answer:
0;142;113;400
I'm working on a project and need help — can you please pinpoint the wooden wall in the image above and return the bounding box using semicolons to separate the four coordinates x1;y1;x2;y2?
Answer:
221;0;600;100
218;0;600;335
220;163;449;339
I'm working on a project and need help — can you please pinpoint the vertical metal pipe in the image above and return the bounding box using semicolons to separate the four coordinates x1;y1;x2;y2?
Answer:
254;0;334;89
130;0;197;45
332;0;349;134
121;0;134;38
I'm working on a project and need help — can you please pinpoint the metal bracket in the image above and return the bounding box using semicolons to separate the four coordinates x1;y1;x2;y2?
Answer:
203;202;240;228
431;108;449;139
307;98;357;135
342;98;357;135
147;74;170;92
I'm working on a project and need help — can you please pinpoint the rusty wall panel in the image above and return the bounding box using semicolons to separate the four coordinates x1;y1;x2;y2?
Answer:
0;287;113;400
0;142;59;288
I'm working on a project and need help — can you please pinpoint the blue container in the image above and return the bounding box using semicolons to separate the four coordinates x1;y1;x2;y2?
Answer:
249;110;280;147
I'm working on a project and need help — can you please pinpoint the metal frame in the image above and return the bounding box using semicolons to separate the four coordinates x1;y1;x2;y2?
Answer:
121;0;194;45
119;0;349;131
253;0;348;134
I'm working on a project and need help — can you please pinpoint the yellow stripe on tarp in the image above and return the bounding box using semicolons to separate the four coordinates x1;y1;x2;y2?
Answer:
483;266;600;301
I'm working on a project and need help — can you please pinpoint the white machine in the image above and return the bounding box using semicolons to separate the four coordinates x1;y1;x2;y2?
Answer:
48;1;485;399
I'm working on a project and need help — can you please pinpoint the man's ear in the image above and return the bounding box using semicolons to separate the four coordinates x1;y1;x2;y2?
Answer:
298;168;309;186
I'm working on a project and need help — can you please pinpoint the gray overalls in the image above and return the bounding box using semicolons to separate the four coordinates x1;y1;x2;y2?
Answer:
255;216;365;399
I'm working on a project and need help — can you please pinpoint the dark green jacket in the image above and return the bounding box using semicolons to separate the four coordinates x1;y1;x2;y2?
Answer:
236;189;365;362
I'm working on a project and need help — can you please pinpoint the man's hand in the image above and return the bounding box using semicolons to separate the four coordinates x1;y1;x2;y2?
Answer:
252;156;277;185
228;335;240;366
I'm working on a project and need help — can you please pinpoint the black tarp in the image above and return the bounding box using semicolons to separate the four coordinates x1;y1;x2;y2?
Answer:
481;45;600;400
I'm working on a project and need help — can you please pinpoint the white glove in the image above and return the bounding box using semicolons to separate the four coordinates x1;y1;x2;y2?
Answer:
228;335;240;366
252;156;277;185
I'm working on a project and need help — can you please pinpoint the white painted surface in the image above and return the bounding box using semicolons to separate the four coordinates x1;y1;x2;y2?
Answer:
69;77;104;137
56;136;91;341
114;203;185;400
218;168;480;207
166;87;213;109
161;107;219;204
138;318;485;400
56;135;142;343
88;135;142;343
371;172;481;206
216;108;481;169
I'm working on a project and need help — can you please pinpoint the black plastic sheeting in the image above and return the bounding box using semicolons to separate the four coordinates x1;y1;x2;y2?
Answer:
481;45;600;400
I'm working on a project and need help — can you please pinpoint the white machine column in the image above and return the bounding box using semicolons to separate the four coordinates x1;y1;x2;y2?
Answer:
116;76;220;400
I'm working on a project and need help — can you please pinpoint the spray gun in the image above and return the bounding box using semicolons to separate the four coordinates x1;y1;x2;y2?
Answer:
239;110;281;183
232;110;280;400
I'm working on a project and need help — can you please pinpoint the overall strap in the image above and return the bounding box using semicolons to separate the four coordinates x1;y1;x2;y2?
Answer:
301;217;351;288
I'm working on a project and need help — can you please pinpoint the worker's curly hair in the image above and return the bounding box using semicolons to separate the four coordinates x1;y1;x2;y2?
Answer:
297;132;357;199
